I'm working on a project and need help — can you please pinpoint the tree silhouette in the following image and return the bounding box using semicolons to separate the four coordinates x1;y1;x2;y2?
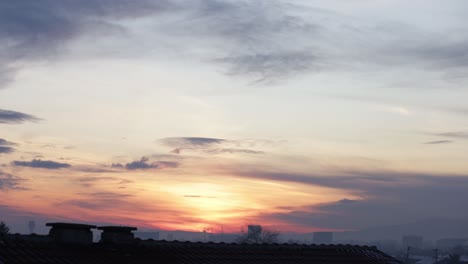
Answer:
236;224;280;244
0;221;10;236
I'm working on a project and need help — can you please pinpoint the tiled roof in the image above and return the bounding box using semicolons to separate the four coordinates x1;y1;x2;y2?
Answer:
0;236;402;264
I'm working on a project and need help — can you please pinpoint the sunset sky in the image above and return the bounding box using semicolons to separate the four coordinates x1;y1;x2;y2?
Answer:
2;0;468;234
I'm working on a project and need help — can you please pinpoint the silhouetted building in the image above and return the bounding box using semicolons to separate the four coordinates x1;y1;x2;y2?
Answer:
98;226;137;244
313;232;334;244
402;235;423;249
46;222;96;245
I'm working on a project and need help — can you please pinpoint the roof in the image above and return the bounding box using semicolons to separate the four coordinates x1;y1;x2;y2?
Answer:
98;226;138;232
46;222;97;229
0;235;402;264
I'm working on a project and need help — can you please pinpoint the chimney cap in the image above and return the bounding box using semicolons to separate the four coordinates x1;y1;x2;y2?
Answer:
46;222;97;229
98;226;137;232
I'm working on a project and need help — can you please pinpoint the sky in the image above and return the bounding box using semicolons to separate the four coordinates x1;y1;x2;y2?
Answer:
1;0;468;235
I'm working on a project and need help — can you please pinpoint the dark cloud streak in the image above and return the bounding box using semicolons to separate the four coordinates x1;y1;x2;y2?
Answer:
0;109;40;124
0;138;17;146
13;159;71;169
160;136;264;155
160;137;226;148
111;157;178;170
435;131;468;139
423;140;453;145
0;146;15;153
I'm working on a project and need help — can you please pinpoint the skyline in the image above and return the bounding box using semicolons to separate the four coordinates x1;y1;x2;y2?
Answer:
1;0;468;234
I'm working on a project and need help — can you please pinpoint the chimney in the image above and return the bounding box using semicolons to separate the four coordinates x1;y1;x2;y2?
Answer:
46;223;96;245
98;226;137;244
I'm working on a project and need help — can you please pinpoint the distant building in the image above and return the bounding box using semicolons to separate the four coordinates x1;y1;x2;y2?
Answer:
402;235;423;249
313;232;333;244
436;238;467;250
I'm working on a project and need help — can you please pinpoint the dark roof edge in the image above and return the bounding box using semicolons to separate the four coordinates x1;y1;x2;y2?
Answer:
46;223;97;229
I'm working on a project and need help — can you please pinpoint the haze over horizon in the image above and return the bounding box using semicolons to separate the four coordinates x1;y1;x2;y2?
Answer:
1;0;468;236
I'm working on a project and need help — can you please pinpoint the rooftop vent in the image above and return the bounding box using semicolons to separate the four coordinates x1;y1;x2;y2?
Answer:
46;223;96;245
98;226;137;244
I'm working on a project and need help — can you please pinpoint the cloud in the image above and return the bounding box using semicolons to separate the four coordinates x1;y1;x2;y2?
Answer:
75;176;133;188
0;0;177;88
435;131;468;139
74;166;117;173
157;161;179;168
112;157;168;170
218;51;318;83
0;109;40;124
0;138;17;146
0;138;16;153
160;137;226;148
205;148;264;155
404;38;468;70
110;163;125;169
61;192;135;210
235;168;468;229
12;159;71;169
0;146;15;154
0;0;331;85
160;137;265;155
2;0;468;87
0;171;24;191
189;0;323;82
424;140;453;145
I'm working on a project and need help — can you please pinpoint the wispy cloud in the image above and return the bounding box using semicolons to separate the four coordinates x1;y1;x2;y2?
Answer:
423;140;453;145
75;176;133;188
12;159;71;169
205;148;264;155
0;109;40;124
0;0;328;85
0;138;16;153
0;138;17;146
435;131;468;139
0;171;24;191
218;51;318;83
0;0;175;88
159;137;264;155
60;192;135;210
2;0;468;87
160;137;226;148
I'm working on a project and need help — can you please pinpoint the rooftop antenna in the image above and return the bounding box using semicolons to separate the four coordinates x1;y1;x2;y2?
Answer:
405;246;411;264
